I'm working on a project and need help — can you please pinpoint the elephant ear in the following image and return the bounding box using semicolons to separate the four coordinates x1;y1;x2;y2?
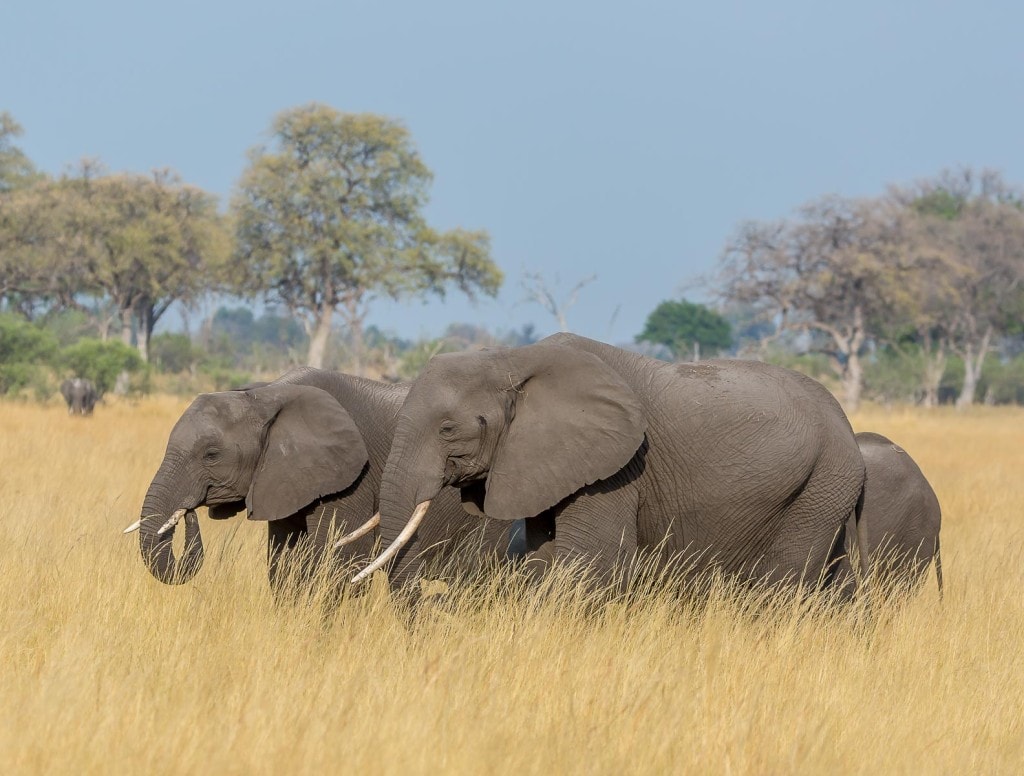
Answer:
483;344;646;520
246;384;369;522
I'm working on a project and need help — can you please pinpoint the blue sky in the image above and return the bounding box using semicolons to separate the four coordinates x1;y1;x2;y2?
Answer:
4;1;1022;344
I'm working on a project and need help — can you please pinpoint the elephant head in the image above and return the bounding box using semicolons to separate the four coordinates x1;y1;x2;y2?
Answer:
357;340;646;581
133;383;369;584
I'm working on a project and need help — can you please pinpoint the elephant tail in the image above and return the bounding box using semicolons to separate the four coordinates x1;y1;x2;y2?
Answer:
934;536;944;600
853;484;870;590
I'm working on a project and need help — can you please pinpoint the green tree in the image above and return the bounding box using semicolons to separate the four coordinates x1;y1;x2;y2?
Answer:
231;103;503;371
61;339;144;396
637;299;732;361
0;313;58;395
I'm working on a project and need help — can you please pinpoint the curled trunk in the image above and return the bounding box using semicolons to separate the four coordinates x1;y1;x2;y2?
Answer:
139;490;204;584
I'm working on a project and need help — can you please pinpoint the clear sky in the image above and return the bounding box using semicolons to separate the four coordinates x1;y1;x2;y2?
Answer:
4;1;1022;344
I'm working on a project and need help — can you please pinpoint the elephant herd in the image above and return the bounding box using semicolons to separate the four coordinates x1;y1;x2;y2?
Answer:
125;333;942;602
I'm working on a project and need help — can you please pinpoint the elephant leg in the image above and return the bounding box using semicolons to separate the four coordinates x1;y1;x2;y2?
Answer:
523;539;555;583
267;514;309;595
760;459;863;593
548;483;640;592
821;512;857;603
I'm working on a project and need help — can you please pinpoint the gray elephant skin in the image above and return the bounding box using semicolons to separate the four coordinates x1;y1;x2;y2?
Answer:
134;367;511;590
853;431;942;593
365;333;866;593
60;377;97;416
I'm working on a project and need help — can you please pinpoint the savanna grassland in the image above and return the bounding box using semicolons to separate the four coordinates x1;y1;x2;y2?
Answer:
1;396;1022;775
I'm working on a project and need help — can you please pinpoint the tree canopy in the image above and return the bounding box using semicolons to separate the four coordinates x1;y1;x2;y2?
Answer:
231;103;503;370
0;112;39;193
637;299;732;360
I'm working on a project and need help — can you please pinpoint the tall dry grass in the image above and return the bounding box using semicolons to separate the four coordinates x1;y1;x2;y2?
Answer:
1;396;1022;774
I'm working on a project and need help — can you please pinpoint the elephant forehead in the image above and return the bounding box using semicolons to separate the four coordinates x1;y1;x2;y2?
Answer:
422;350;514;389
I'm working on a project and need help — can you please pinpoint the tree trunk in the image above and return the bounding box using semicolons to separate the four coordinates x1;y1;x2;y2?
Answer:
137;309;151;363
307;305;334;369
120;306;134;347
921;347;946;409
955;326;992;411
342;293;366;377
842;349;863;414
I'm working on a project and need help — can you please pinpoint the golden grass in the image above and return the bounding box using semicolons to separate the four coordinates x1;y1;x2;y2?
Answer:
1;397;1022;774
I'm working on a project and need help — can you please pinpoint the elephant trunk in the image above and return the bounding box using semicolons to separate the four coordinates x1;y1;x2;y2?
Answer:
360;431;444;585
139;482;204;585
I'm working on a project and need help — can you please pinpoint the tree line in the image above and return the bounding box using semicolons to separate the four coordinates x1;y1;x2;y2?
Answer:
715;169;1024;411
2;105;1023;410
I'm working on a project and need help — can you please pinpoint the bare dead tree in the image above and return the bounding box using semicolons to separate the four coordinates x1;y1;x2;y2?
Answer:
521;271;597;332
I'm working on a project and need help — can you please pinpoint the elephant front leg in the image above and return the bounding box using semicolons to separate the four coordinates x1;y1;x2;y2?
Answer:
267;515;309;596
548;483;640;592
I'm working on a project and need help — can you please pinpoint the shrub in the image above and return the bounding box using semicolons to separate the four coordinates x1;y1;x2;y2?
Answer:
0;314;58;396
60;339;145;396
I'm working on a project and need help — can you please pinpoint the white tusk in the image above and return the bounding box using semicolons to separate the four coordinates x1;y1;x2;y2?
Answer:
351;500;431;585
157;508;188;536
123;520;141;534
334;512;381;548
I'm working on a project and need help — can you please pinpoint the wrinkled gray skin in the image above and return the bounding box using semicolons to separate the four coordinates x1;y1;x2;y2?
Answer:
60;377;97;416
136;368;511;590
374;333;867;593
850;432;942;593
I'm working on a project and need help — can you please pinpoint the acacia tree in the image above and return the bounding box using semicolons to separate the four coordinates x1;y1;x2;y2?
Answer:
0;163;228;358
890;170;1024;409
719;196;910;412
0;112;39;193
232;104;502;371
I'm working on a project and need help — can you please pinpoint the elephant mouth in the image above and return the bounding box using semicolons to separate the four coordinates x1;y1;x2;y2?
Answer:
208;499;247;520
443;456;487;488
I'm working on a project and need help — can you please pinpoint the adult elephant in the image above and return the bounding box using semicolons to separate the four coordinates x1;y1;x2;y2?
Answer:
60;377;98;416
853;432;942;593
126;368;512;591
355;333;867;593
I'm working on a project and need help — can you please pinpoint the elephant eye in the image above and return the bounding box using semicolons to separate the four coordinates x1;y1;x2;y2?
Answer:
439;423;457;438
204;449;221;462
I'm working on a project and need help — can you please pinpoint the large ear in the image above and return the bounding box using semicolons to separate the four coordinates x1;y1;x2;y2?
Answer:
246;384;369;522
483;343;646;520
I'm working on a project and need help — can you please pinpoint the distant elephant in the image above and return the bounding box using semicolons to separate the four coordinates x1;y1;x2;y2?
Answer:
60;377;98;416
355;333;867;594
852;431;942;593
126;368;513;591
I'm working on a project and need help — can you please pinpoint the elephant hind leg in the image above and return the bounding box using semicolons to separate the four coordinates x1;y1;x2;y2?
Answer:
759;456;865;595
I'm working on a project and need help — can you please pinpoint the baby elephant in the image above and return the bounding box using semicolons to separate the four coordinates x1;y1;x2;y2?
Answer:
60;377;98;416
855;431;942;594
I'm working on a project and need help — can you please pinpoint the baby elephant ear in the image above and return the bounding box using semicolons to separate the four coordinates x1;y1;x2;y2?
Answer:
246;384;369;522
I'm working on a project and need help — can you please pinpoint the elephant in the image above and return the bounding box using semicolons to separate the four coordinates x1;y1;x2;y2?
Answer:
355;332;867;595
127;367;513;592
852;431;942;593
60;377;98;416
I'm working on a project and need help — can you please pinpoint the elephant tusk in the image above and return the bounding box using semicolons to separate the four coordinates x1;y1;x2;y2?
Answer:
351;500;431;585
157;508;188;536
123;520;141;534
334;512;380;548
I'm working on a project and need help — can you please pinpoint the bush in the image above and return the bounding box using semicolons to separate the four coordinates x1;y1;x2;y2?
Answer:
864;348;925;405
0;314;58;396
60;339;145;396
150;333;200;374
